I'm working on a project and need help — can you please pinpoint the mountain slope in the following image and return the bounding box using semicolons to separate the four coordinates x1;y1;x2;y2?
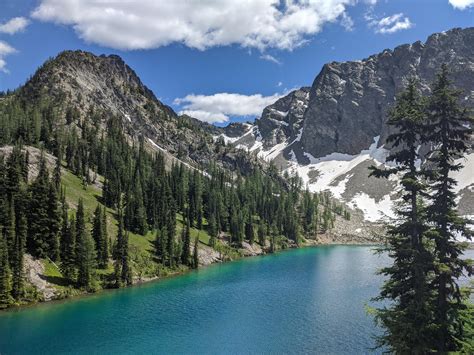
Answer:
5;50;263;175
221;27;474;222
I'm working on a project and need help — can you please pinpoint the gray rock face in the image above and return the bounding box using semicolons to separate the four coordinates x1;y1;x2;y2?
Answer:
257;87;310;148
301;27;474;158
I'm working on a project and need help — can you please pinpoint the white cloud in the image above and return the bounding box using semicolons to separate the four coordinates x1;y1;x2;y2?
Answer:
0;41;17;73
32;0;360;51
260;54;282;65
179;110;230;124
449;0;474;9
277;81;283;87
368;13;413;34
0;17;29;34
174;92;285;124
340;12;354;31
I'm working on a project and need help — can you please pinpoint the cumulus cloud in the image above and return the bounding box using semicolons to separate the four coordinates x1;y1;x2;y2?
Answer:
0;41;16;72
368;13;413;34
449;0;474;9
0;17;29;34
32;0;360;51
174;92;285;124
260;54;282;65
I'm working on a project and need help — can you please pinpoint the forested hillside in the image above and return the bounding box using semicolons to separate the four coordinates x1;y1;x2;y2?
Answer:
0;51;351;309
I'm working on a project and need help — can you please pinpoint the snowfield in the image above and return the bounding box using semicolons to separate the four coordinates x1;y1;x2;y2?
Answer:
227;126;474;224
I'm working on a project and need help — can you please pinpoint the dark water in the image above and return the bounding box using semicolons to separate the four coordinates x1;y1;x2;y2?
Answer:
0;246;471;354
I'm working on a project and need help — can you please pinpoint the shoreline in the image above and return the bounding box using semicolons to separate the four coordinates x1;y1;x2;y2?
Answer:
1;241;379;313
3;240;472;313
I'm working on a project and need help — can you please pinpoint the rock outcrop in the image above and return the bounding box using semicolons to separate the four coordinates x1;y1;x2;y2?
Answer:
224;27;474;224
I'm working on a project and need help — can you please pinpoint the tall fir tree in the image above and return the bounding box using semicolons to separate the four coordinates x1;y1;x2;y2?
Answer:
92;204;108;268
75;199;96;288
120;232;132;286
181;217;191;266
46;182;61;261
424;65;473;352
193;234;199;269
369;80;435;353
27;154;51;258
61;214;76;281
11;209;26;300
0;230;12;308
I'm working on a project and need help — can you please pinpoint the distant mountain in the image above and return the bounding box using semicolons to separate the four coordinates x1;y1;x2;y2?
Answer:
11;50;263;174
216;27;474;223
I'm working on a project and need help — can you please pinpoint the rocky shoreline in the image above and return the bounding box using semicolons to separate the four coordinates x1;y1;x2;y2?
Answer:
13;234;380;310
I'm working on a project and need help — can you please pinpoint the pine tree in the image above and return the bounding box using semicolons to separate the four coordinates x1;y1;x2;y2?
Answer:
245;214;255;245
181;217;191;265
208;214;217;248
114;211;125;287
61;214;76;281
369;80;435;353
46;182;61;261
258;221;266;247
154;228;163;264
424;65;473;352
92;204;108;268
0;230;12;308
120;232;132;286
75;199;96;288
193;234;199;269
101;207;108;267
53;150;62;190
113;210;131;286
11;210;26;300
27;154;51;258
166;199;176;267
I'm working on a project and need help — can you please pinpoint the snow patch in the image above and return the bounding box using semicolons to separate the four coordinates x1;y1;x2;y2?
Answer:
451;152;474;194
349;193;395;223
270;109;289;117
147;138;167;152
285;136;394;221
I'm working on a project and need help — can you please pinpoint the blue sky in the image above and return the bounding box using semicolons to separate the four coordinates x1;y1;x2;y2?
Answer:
0;0;473;126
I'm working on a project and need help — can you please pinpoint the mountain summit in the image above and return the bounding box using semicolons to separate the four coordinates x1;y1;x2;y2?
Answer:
218;27;474;222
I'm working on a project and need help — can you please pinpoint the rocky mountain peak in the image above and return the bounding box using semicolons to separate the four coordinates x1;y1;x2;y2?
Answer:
223;27;474;223
21;50;174;124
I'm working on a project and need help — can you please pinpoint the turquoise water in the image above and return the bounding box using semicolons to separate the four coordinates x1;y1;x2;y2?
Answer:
0;246;469;354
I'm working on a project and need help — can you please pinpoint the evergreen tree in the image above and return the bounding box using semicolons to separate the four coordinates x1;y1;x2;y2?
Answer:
208;214;217;248
113;210;131;286
27;154;51;258
424;65;473;352
92;204;108;268
46;182;61;261
245;214;255;245
61;215;76;281
369;80;435;353
181;217;191;265
0;230;12;308
53;150;62;190
120;232;132;286
114;211;125;287
258;221;266;247
101;207;108;267
75;199;96;288
155;227;168;265
11;210;26;300
193;234;199;269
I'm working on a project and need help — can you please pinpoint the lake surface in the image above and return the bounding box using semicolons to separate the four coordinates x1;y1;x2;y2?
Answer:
0;246;472;354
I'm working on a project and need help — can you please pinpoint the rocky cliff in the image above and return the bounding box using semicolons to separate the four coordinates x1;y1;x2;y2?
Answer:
302;27;473;158
221;27;474;223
